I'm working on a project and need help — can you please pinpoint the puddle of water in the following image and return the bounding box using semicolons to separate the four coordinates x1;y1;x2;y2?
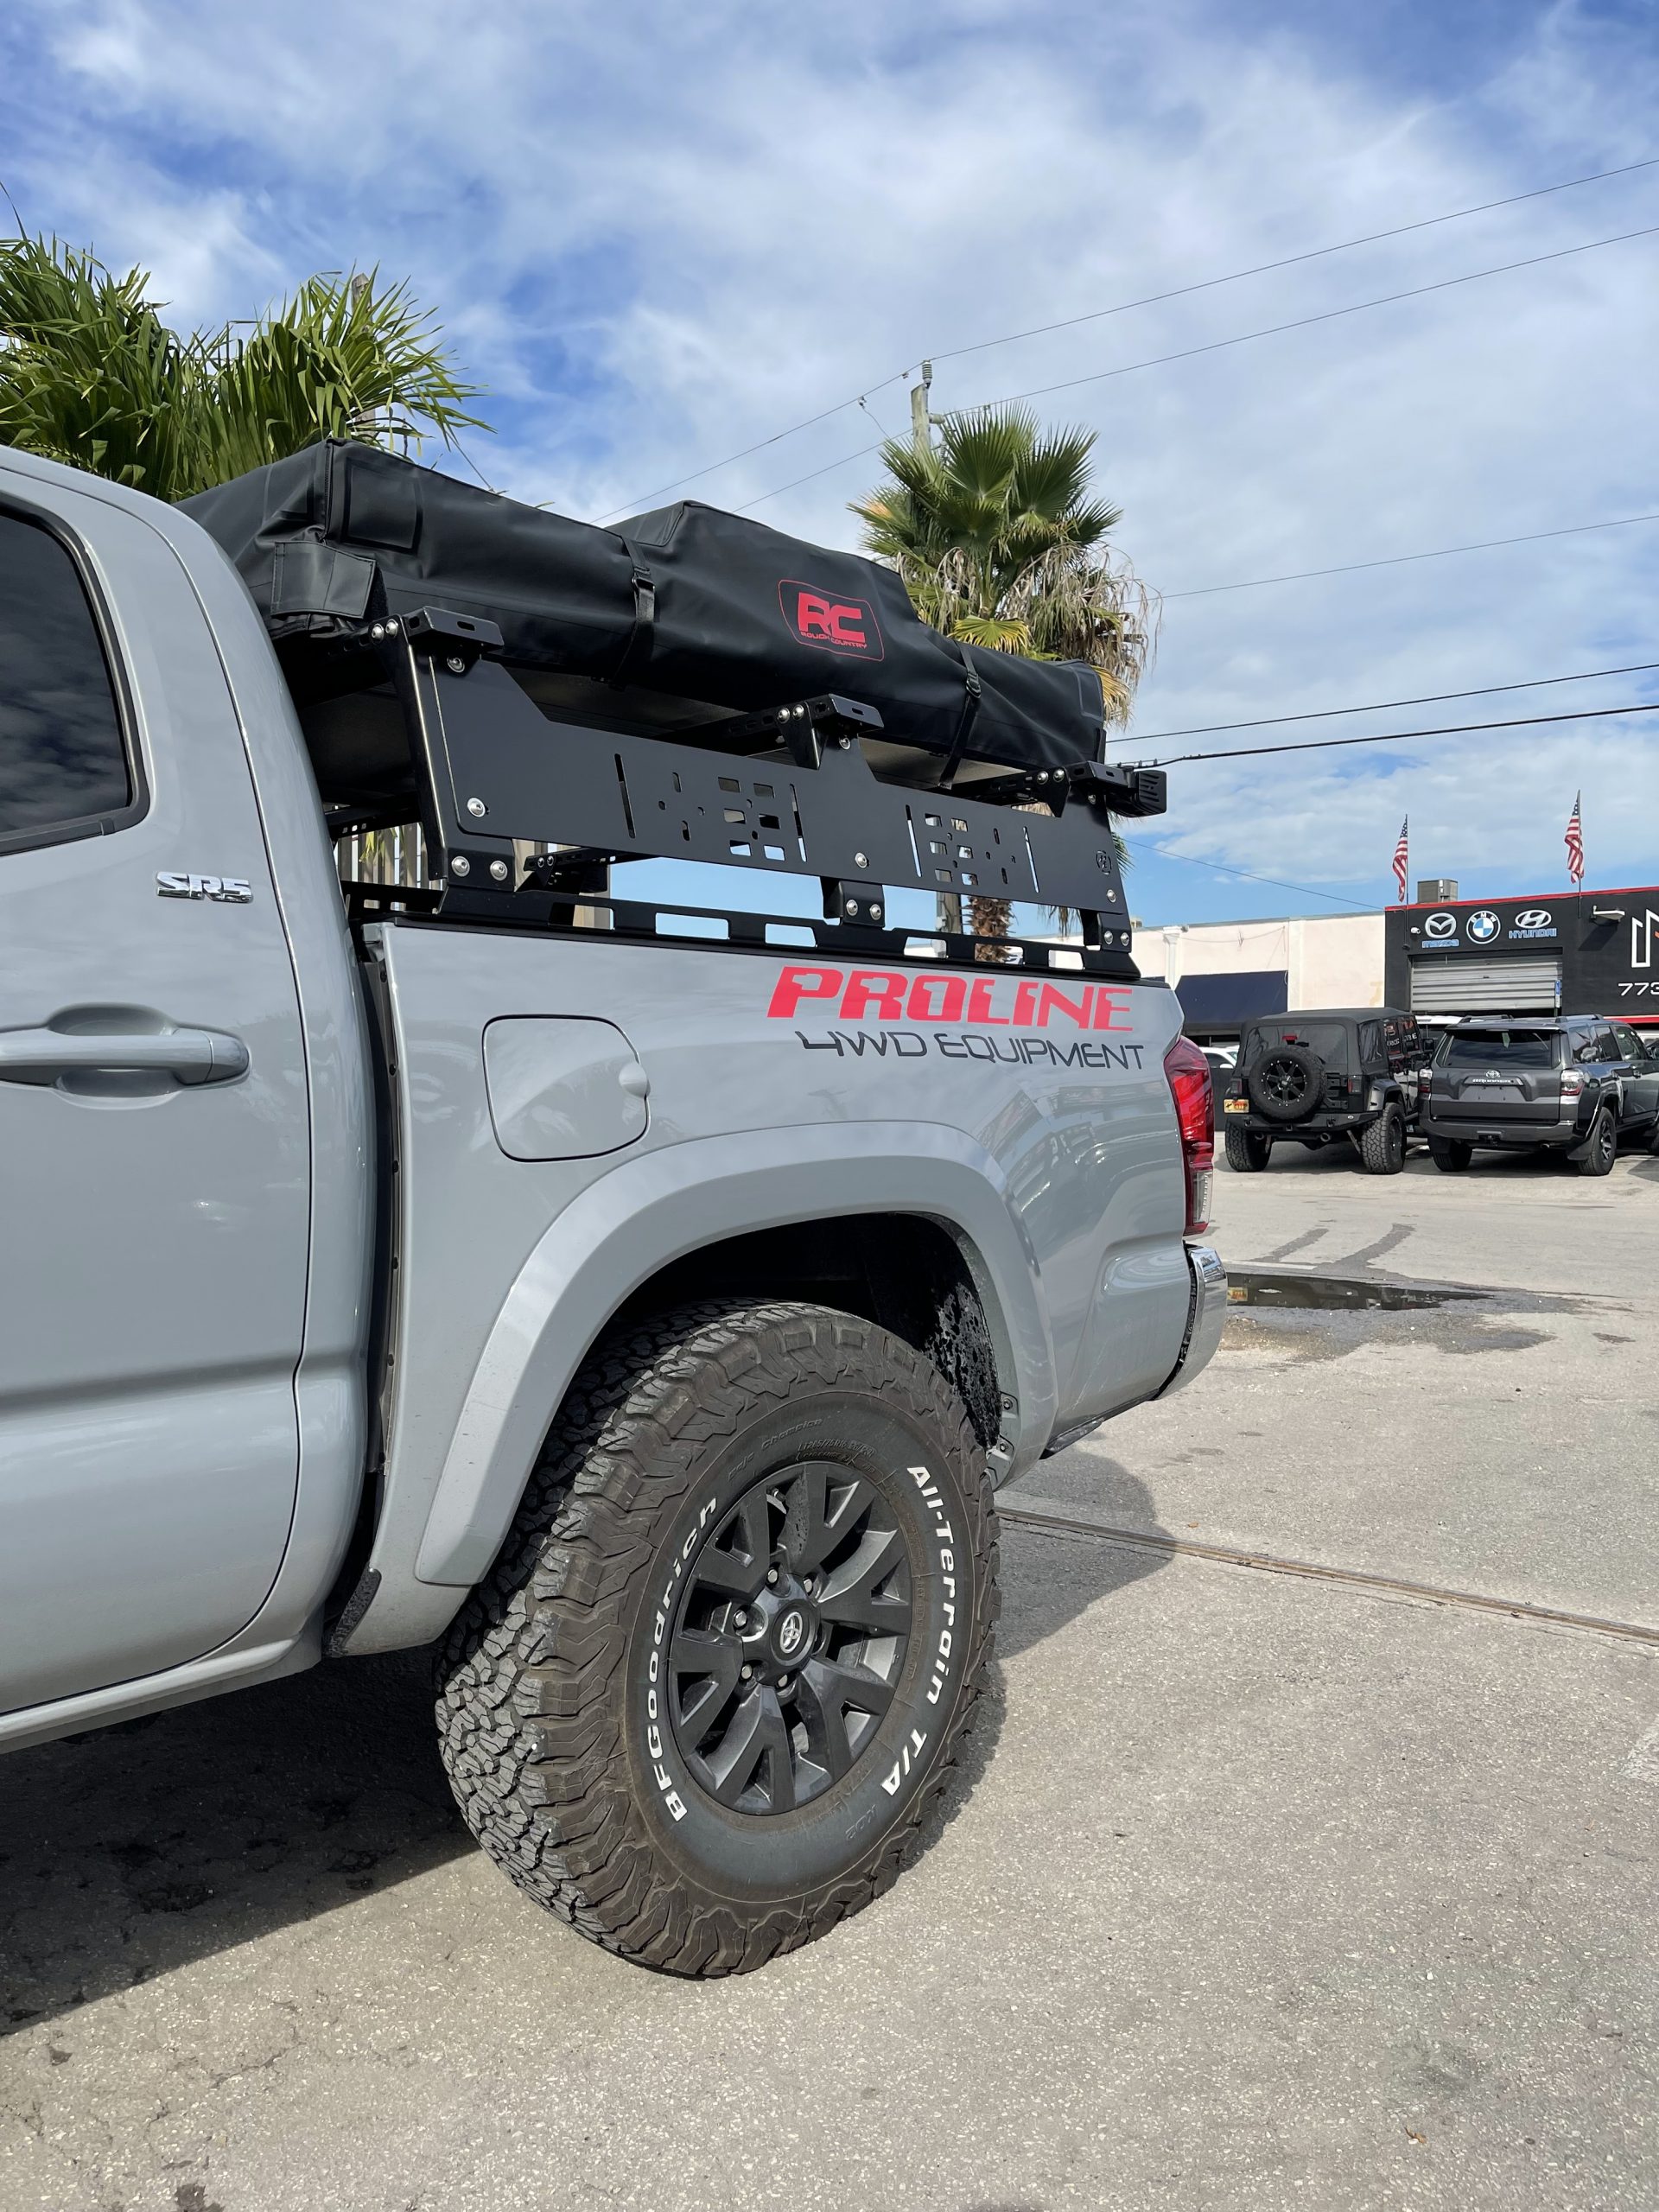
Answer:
1226;1267;1487;1313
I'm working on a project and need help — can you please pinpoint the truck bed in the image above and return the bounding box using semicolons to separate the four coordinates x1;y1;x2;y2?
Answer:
345;921;1195;1649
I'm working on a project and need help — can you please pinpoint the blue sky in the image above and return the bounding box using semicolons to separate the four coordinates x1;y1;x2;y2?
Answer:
3;0;1655;926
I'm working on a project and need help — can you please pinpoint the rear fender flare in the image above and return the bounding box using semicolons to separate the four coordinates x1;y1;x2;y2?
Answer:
411;1122;1056;1587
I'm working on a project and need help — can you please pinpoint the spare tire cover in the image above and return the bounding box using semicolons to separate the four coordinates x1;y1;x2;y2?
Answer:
1246;1043;1325;1123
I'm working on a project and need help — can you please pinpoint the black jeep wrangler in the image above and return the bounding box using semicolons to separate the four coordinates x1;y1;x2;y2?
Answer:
1221;1008;1426;1175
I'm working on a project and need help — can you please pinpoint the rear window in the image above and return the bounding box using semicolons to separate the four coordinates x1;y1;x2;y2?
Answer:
1242;1020;1349;1066
1439;1028;1558;1068
0;510;132;847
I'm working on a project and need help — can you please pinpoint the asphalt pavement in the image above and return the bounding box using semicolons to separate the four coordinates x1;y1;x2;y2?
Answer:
2;1144;1655;2210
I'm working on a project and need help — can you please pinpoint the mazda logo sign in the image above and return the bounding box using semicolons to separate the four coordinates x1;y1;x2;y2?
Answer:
1424;912;1458;939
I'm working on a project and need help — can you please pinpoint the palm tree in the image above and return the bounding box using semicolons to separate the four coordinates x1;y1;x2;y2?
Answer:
854;405;1155;952
0;234;486;501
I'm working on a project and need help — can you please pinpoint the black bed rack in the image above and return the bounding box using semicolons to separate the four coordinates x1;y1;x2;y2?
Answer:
329;609;1164;974
342;880;1142;976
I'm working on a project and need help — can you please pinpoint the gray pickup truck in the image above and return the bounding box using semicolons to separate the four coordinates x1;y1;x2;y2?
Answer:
0;438;1224;1976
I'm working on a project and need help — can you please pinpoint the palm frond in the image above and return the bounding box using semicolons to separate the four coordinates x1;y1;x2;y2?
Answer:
947;611;1035;653
0;240;488;499
853;394;1156;948
0;235;194;493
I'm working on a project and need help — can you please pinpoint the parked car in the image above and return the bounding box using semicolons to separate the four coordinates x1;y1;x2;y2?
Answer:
0;436;1224;1978
1221;1008;1427;1174
1419;1015;1659;1173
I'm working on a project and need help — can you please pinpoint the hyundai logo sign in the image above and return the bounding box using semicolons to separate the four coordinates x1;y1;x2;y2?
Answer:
1466;910;1501;943
1424;912;1458;939
1509;905;1559;941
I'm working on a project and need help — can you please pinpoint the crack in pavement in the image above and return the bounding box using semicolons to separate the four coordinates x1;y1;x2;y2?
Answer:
999;1499;1659;1649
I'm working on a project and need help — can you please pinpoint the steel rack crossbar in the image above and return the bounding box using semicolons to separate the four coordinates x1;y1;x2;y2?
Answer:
341;879;1143;978
348;610;1152;971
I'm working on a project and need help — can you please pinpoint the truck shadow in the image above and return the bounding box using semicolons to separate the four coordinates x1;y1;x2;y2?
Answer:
915;1471;1170;1851
0;1649;469;2037
1;1479;1168;2036
993;1469;1169;1662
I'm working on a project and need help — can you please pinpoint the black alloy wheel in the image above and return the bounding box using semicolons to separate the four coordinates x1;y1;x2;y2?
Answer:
1246;1043;1325;1125
666;1463;911;1816
435;1301;996;1976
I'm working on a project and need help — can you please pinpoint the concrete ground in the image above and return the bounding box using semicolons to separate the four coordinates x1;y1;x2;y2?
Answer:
3;1146;1656;2211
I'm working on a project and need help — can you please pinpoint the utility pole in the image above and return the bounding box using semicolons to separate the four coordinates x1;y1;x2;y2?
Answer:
911;363;963;939
910;359;934;451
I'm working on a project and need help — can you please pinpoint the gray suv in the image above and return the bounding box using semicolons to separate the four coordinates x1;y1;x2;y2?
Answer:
1421;1015;1659;1174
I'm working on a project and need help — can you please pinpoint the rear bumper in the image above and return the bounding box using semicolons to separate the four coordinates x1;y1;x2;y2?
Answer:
1421;1107;1585;1149
1221;1106;1395;1136
1156;1243;1227;1398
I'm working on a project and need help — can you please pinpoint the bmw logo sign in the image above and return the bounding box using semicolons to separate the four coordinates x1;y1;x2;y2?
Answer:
1424;912;1458;940
1466;910;1501;943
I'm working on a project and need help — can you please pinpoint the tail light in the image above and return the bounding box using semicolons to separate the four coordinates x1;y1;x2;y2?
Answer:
1417;1065;1433;1090
1164;1036;1214;1236
1560;1067;1584;1097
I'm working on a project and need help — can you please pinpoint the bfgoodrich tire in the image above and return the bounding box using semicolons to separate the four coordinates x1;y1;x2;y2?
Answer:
435;1301;996;1977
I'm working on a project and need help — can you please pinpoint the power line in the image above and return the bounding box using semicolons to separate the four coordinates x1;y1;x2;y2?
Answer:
1127;841;1374;907
1162;509;1659;601
1130;659;1659;742
1141;697;1659;767
730;226;1656;516
981;224;1659;410
447;435;499;493
734;441;883;511
586;154;1657;523
590;385;902;524
930;156;1659;368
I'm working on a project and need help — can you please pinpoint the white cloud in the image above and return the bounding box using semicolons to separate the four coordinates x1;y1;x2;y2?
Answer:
6;0;1656;908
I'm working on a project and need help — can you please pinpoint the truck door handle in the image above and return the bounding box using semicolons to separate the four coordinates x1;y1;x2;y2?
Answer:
0;1022;250;1088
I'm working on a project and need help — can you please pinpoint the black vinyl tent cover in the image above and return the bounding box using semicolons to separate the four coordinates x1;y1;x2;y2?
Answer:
183;440;1113;788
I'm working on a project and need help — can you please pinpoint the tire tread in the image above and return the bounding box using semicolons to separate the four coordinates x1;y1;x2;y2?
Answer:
435;1300;997;1977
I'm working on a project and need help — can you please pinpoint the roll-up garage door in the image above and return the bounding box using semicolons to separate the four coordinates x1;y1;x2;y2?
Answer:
1409;957;1561;1014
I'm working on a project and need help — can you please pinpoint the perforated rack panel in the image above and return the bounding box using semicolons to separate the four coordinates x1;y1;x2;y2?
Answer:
377;632;1137;961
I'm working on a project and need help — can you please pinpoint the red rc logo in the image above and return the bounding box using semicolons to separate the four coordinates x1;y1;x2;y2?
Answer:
779;579;885;661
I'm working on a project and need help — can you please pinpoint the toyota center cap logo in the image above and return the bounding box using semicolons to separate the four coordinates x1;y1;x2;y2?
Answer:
777;1608;806;1657
1424;912;1458;939
1466;910;1501;943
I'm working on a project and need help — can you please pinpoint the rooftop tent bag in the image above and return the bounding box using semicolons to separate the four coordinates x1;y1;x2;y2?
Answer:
183;439;1109;781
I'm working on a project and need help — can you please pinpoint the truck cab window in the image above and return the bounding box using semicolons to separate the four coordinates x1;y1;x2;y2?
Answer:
0;512;131;849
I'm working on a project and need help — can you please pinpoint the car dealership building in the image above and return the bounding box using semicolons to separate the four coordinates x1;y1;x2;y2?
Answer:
1122;881;1659;1039
1382;886;1659;1024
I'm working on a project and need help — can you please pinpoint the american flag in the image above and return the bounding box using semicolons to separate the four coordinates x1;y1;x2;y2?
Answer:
1391;817;1409;903
1565;791;1585;887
